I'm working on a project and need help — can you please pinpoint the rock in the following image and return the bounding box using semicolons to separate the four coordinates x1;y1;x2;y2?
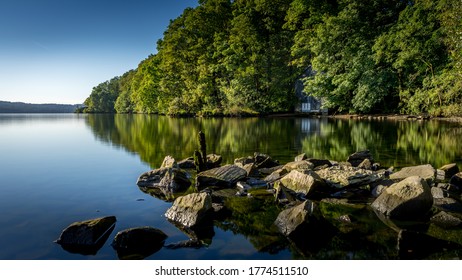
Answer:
433;197;462;213
242;163;259;177
357;158;372;170
389;164;436;185
234;156;254;167
158;168;192;193
294;153;307;162
112;227;167;260
439;163;459;180
178;157;196;169
371;176;433;220
315;165;383;189
56;216;116;246
161;155;178;168
306;158;333;169
165;192;212;228
449;172;462;192
371;179;395;198
280;170;327;197
274;200;319;236
283;160;314;172
211;188;238;203
136;167;169;187
246;178;268;188
347;150;373;167
431;187;446;199
263;168;289;183
196;164;247;189
259;165;284;175
430;211;462;228
254;152;280;168
436;169;446;182
206;154;222;168
274;181;298;204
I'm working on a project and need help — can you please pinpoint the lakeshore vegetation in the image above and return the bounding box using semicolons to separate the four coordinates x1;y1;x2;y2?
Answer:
81;0;461;117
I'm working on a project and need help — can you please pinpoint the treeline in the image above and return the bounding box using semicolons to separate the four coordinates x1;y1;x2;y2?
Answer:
82;0;462;116
0;101;81;113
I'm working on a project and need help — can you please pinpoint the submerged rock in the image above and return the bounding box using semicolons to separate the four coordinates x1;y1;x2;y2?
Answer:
196;164;247;189
112;227;167;260
55;216;116;255
165;192;212;228
371;176;433;220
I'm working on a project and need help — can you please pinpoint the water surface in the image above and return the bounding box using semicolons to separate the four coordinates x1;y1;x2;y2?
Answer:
1;114;461;259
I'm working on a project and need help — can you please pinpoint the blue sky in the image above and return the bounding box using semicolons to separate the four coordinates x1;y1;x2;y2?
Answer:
0;0;198;104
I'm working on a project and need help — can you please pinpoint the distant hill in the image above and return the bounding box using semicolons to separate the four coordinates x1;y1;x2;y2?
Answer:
0;101;82;113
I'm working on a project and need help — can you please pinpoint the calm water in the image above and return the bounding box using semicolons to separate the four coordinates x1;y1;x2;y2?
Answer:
1;114;462;260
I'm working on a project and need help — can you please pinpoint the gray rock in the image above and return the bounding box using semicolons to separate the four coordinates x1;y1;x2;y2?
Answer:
254;152;280;168
347;150;373;167
178;157;195;169
56;216;116;248
449;172;462;192
158;168;192;193
389;164;436;185
315;165;382;189
439;163;459;180
112;227;167;259
263;168;289;183
371;176;433;220
306;158;333;169
196;164;247;189
294;153;307;162
234;156;254;167
165;192;212;228
280;169;327;197
161;155;178;168
430;211;462;228
136;167;169;187
357;158;372;170
283;160;314;172
206;154;222;168
274;200;318;236
434;197;462;214
431;187;446;199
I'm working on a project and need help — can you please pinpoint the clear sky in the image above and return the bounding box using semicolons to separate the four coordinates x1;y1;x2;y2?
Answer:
0;0;198;104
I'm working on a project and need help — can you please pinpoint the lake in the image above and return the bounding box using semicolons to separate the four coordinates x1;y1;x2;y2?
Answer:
1;113;462;260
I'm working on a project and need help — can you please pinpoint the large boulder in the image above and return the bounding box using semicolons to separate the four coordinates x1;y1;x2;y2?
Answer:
112;227;167;260
280;170;327;197
389;164;436;184
165;192;212;228
55;216;116;255
196;164;247;189
274;200;319;236
254;152;280;168
371;176;433;220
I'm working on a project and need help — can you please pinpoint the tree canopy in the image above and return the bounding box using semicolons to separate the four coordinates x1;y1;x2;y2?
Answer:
83;0;462;116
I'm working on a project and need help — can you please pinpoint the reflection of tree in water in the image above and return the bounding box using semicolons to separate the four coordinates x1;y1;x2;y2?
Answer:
301;118;462;169
85;114;302;168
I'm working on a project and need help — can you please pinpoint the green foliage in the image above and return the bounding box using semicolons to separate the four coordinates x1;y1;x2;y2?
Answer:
83;0;462;116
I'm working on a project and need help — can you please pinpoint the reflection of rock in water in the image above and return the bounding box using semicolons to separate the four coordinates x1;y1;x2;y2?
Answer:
111;227;167;260
55;216;116;256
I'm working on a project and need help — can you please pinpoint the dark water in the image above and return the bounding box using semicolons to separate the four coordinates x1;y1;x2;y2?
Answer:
1;113;462;260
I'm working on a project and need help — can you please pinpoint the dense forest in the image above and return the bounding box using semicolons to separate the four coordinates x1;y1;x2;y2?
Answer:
81;0;461;116
0;101;81;113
